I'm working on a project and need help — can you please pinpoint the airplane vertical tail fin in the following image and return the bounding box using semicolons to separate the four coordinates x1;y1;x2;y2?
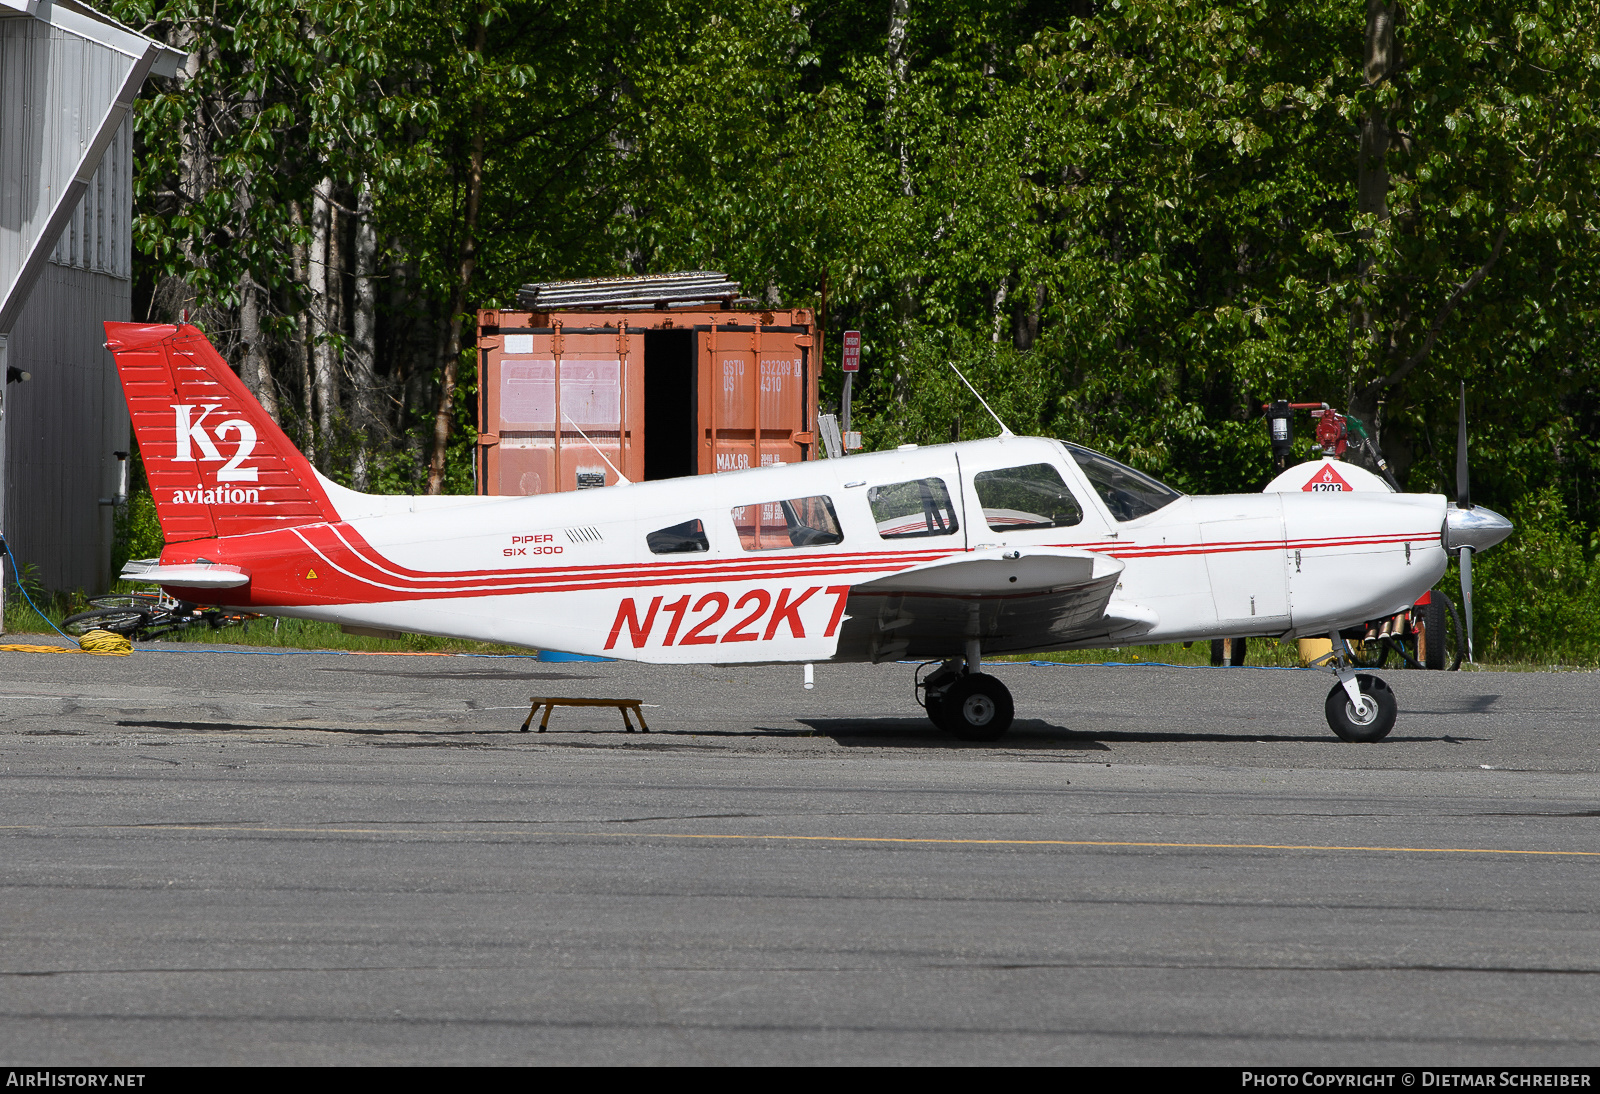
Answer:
105;322;339;542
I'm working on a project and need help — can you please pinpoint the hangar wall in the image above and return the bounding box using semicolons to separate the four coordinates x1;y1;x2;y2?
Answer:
0;2;173;607
3;261;131;595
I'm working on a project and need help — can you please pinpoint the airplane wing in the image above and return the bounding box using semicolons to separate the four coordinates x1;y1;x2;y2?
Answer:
831;547;1145;662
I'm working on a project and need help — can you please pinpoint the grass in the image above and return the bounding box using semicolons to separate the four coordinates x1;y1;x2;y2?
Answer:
4;582;1592;670
162;615;533;656
995;640;1598;672
2;581;533;656
997;640;1306;668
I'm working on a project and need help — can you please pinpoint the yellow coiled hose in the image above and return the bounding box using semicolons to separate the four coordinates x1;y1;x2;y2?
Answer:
77;629;134;655
0;629;133;655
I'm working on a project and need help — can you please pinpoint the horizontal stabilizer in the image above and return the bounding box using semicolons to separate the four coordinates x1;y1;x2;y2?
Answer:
120;558;250;589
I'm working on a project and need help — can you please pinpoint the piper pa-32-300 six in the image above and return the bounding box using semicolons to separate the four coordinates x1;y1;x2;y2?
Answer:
106;321;1512;742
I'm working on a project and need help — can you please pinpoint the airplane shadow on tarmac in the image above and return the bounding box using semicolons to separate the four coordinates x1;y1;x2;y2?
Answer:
798;717;1483;749
799;717;1111;750
108;717;1485;748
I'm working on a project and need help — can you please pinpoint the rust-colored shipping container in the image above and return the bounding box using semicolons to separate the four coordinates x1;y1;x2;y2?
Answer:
476;285;818;496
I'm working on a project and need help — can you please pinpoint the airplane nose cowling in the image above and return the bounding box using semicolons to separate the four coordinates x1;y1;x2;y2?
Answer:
1443;504;1513;552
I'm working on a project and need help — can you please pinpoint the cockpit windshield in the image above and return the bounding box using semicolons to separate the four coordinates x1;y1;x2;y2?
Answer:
1062;443;1183;522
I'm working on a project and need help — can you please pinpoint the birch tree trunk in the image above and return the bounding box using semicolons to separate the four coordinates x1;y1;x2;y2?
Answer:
310;181;338;469
350;184;380;490
426;10;490;494
886;0;913;404
154;22;207;324
990;277;1008;343
290;199;317;465
237;270;279;421
232;76;279;423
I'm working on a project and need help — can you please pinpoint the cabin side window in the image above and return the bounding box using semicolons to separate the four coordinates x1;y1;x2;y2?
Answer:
868;478;960;539
647;518;710;554
732;495;844;551
973;463;1084;531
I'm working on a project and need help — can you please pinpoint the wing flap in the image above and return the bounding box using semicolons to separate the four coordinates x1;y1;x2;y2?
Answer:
833;547;1127;662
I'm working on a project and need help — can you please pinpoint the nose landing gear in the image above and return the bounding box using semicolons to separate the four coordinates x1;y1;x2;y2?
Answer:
1315;631;1398;741
1325;673;1396;741
919;642;1015;741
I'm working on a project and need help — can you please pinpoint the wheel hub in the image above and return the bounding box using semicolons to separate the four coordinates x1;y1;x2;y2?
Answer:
961;693;996;725
1346;695;1378;726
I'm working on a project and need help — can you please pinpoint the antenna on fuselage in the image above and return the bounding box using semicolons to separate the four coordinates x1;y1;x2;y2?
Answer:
562;410;632;486
946;360;1013;438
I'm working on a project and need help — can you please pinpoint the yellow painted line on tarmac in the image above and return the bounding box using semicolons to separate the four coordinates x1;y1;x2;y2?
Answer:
1;823;1598;858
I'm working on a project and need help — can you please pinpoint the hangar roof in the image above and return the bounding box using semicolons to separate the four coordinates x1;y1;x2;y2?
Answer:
0;0;184;333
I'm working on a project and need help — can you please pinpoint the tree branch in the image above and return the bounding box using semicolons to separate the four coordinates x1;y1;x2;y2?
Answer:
1360;218;1513;399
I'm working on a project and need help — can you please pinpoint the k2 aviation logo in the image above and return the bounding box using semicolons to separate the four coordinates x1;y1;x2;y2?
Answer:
1303;463;1352;492
169;404;262;503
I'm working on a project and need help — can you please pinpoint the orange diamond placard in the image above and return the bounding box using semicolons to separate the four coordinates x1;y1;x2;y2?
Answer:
1303;463;1351;492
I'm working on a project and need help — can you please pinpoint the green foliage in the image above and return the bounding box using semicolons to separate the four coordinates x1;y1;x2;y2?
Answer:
2;561;73;635
106;0;1600;661
861;324;1288;495
1451;488;1600;667
112;491;165;578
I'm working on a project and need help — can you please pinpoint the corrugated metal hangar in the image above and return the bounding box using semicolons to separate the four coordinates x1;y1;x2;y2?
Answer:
0;0;181;623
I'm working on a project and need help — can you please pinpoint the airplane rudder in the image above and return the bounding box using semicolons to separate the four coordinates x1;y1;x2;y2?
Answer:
104;322;338;540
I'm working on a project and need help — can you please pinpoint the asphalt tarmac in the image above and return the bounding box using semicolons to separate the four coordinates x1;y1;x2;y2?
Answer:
1;643;1598;1065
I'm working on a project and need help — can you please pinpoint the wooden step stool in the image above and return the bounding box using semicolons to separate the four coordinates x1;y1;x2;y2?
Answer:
520;696;650;733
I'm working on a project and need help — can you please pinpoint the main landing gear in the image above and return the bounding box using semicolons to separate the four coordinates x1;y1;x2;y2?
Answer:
1316;630;1398;742
919;641;1015;741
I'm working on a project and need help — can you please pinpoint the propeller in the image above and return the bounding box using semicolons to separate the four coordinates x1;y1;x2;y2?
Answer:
1456;382;1475;663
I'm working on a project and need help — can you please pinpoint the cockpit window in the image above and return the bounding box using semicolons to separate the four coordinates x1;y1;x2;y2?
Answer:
647;518;709;554
869;478;961;539
974;463;1084;531
1063;443;1182;522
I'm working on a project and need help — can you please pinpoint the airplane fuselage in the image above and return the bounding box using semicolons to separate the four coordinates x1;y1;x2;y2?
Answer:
153;435;1449;663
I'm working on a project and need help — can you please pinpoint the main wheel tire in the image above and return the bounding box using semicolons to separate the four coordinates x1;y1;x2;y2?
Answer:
940;673;1015;741
924;693;950;731
1324;674;1397;742
63;607;149;638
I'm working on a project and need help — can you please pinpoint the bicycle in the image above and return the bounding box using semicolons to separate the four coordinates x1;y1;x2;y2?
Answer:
63;588;259;642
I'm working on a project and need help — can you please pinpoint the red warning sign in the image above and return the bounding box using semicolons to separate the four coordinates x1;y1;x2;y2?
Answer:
1303;463;1352;492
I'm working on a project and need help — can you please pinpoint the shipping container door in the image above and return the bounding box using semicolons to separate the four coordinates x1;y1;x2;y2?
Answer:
697;324;810;476
487;327;642;495
757;327;808;468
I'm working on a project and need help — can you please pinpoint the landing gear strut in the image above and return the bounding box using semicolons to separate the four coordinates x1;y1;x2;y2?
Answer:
919;640;1015;742
1317;630;1397;742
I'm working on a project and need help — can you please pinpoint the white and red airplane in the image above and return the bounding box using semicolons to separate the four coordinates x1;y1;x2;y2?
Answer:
105;321;1512;742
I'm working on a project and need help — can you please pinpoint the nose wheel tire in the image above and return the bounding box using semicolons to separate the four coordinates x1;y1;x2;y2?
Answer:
1324;674;1396;742
934;673;1015;741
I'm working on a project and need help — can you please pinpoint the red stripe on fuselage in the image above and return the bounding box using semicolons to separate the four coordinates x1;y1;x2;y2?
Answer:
165;522;1442;609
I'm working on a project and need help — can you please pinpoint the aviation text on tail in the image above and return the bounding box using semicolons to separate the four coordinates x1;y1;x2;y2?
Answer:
105;322;338;542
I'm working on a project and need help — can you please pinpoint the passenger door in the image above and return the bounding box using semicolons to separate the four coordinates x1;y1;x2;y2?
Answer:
955;449;1110;550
